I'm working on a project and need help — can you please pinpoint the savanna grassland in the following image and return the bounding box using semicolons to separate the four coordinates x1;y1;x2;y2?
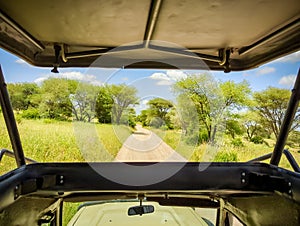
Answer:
1;117;300;225
150;127;300;171
1;117;300;174
0;117;133;174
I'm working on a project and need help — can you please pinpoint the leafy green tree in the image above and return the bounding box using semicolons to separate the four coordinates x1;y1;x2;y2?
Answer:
287;130;300;147
226;118;244;139
120;108;137;128
137;109;151;126
241;111;267;140
7;83;40;111
220;80;251;110
95;86;113;123
166;108;182;130
71;82;99;122
109;84;138;124
174;74;220;141
173;74;250;142
39;78;76;119
174;93;199;136
147;98;173;128
253;87;300;139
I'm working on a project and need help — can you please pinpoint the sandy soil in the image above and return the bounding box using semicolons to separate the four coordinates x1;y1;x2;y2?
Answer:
114;125;186;162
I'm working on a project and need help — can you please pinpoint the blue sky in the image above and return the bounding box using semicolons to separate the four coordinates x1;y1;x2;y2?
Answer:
1;48;300;111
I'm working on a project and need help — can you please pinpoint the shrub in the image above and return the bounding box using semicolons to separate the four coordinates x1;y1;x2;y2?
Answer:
149;117;164;128
250;136;264;144
128;117;136;128
160;125;169;131
21;108;40;119
185;133;199;145
199;131;209;143
43;118;55;124
214;151;238;162
231;138;244;147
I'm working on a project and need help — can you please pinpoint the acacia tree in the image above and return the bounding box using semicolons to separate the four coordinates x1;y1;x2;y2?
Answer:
174;73;220;141
71;82;99;122
226;118;244;139
173;74;250;142
253;87;300;139
109;84;138;124
243;112;262;140
220;80;251;110
147;98;173;128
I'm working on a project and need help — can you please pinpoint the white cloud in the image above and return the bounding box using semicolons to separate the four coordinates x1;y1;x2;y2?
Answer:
15;59;27;64
34;71;102;86
150;72;171;81
156;80;173;86
278;74;296;87
166;70;188;80
256;66;276;75
149;70;187;86
275;51;300;63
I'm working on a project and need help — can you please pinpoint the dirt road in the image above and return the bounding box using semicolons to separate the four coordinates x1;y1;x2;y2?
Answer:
115;125;187;162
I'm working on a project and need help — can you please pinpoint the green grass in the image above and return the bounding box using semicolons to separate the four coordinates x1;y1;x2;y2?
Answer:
149;127;300;171
0;118;133;175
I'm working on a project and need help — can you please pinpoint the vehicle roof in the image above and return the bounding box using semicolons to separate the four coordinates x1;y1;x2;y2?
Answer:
0;0;300;71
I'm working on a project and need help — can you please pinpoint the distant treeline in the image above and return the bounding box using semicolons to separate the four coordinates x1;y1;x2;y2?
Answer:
6;73;300;146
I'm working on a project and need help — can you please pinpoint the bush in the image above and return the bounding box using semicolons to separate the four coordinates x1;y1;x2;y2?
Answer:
214;151;238;162
160;125;169;131
199;131;209;144
231;138;244;147
149;117;164;128
128;117;136;128
43;118;55;124
184;133;199;145
250;136;264;144
21;108;40;119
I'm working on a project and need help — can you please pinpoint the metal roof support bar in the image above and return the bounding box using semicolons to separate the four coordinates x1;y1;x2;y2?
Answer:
64;44;143;60
239;18;300;56
270;68;300;166
62;44;222;63
0;66;26;167
149;45;222;62
0;10;44;52
143;0;163;48
249;150;300;172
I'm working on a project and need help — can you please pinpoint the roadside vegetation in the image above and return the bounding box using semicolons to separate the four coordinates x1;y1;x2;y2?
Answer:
136;73;300;169
0;118;130;174
0;73;299;172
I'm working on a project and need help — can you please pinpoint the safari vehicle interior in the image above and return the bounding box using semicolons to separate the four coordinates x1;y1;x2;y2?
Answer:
0;0;300;225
